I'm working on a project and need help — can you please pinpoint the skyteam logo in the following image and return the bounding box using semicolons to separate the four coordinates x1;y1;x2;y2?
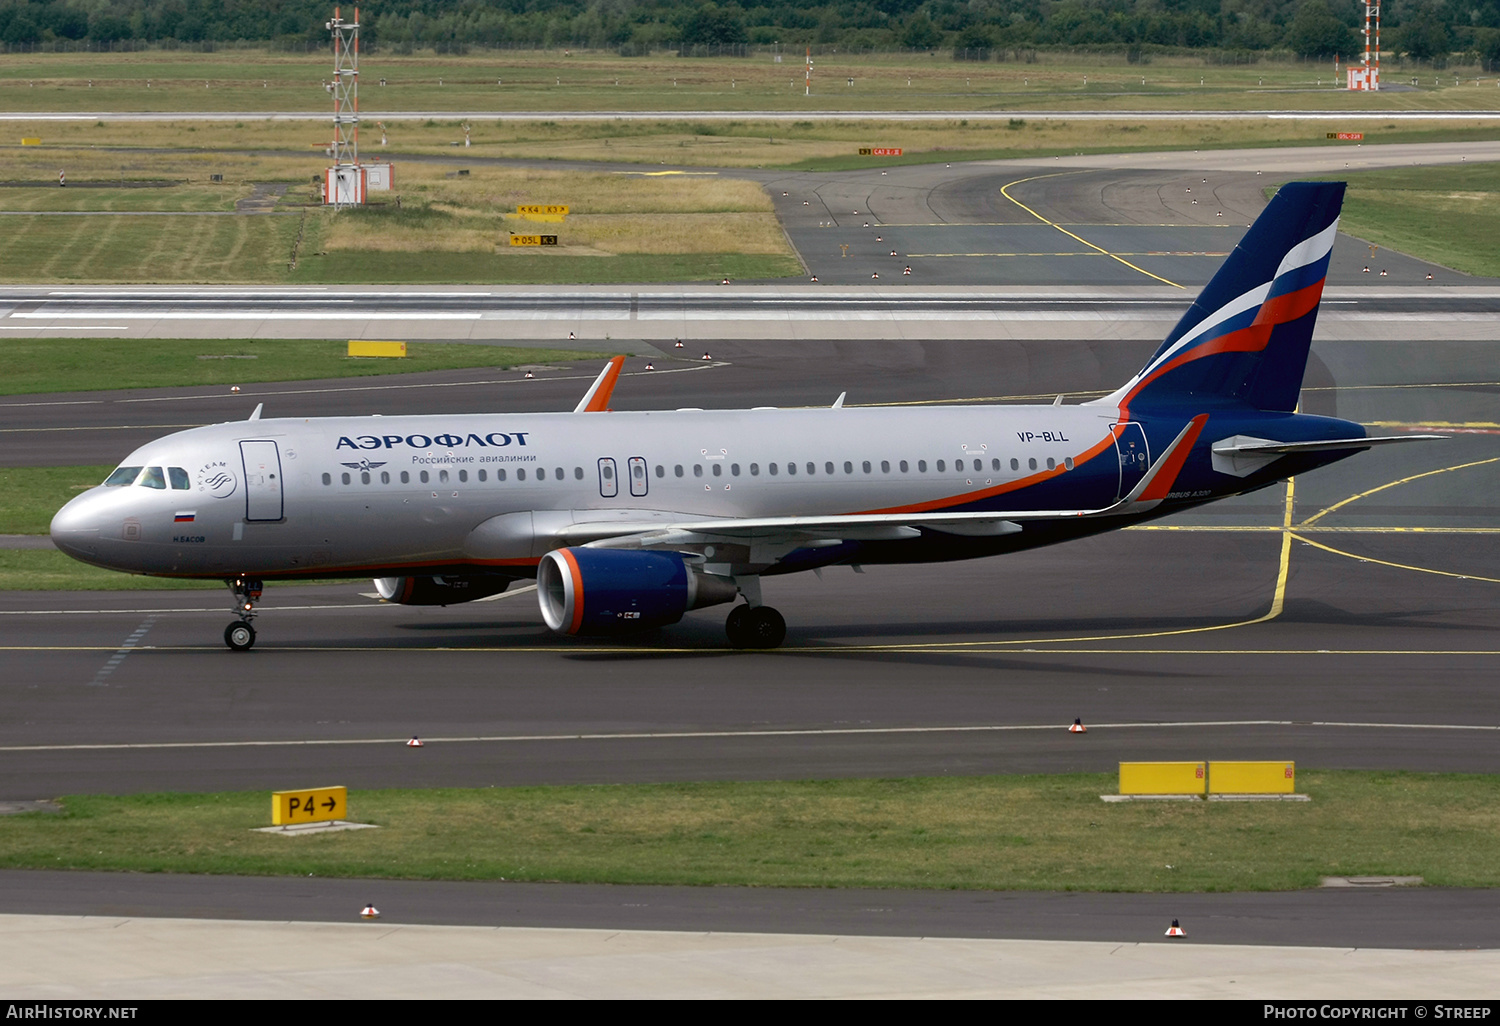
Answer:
341;459;388;472
195;460;237;499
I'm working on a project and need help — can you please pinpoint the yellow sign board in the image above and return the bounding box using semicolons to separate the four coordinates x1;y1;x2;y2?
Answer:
1210;761;1294;794
20;137;41;146
510;234;559;246
518;204;569;216
347;340;407;358
1119;762;1206;795
271;785;347;825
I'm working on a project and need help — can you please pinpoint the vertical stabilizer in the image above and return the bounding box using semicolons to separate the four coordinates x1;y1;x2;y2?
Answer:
1097;181;1345;414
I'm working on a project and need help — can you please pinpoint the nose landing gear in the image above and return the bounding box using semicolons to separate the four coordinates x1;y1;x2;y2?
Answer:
224;576;262;651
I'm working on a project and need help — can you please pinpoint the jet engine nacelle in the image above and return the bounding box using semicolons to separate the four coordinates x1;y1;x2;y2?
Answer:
538;548;738;635
374;575;514;606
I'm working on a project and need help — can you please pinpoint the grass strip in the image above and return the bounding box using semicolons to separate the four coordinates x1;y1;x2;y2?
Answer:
0;466;112;534
3;772;1497;891
0;340;601;396
1327;162;1500;279
0;549;220;590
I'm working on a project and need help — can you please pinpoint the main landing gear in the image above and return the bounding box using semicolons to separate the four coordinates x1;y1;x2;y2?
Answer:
725;603;786;650
224;575;262;652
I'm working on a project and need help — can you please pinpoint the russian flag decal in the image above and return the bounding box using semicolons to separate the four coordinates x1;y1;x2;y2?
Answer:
174;512;196;523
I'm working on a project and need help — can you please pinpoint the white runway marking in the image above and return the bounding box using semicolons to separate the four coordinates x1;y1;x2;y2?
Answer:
1;719;1494;754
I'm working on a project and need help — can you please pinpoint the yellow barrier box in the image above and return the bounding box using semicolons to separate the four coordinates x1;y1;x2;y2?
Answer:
272;785;347;825
1210;761;1295;794
1119;762;1206;795
348;340;406;358
20;137;41;146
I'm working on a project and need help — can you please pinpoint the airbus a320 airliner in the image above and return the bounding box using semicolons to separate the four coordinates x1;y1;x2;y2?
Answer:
52;182;1438;651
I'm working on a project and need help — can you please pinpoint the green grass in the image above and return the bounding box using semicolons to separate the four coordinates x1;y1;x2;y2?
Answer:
290;250;802;284
0;466;112;533
0;549;221;590
0;339;602;396
1328;162;1500;278
3;772;1497;891
2;50;1497;114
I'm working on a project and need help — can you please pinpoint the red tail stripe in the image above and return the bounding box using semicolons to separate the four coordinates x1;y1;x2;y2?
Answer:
1138;414;1209;502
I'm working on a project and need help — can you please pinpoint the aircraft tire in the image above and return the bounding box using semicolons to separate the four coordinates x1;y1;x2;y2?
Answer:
225;620;256;652
743;606;786;650
724;604;751;648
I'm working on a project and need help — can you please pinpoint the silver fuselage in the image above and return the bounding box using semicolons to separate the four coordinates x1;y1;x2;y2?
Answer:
51;404;1143;580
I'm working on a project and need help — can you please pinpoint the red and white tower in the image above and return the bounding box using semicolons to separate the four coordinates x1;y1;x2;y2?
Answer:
1348;2;1381;91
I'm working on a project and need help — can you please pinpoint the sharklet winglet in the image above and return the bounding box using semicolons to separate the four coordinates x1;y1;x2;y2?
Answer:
573;356;626;414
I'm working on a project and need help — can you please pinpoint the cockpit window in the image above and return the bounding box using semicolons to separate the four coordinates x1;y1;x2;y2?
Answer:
104;466;142;487
138;467;166;490
168;467;190;490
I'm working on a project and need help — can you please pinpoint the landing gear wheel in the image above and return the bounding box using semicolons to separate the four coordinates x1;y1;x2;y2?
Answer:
225;620;256;652
725;604;751;648
741;606;786;650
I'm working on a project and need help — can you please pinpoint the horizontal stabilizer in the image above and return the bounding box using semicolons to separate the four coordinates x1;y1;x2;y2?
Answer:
1211;433;1445;478
1215;434;1447;455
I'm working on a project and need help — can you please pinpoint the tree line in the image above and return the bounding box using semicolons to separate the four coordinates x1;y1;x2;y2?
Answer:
2;0;1498;66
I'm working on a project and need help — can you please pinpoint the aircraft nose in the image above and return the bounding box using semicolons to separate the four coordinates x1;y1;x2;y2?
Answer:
50;492;103;560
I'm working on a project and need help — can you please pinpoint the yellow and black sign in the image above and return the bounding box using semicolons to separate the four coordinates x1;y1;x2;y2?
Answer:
858;147;903;156
510;234;559;246
517;204;569;223
271;785;347;825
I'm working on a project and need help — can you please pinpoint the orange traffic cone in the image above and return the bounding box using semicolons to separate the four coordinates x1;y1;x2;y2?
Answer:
361;904;381;919
406;736;423;748
1165;919;1185;937
1068;718;1086;733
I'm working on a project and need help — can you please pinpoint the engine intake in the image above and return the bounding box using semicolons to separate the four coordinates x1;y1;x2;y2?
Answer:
374;575;513;606
538;548;737;635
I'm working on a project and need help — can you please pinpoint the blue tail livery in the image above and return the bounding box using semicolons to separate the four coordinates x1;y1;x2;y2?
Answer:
1100;181;1345;415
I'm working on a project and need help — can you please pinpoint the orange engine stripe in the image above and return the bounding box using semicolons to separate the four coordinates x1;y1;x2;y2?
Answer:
557;547;586;634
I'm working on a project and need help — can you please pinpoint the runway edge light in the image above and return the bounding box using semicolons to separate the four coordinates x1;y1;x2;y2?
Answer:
361;904;380;919
1165;920;1186;937
407;735;424;748
1068;718;1086;734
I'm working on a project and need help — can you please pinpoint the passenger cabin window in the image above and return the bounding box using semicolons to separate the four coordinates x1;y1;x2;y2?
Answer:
1010;458;1019;471
517;468;526;481
785;462;795;475
918;460;927;473
824;462;835;475
1028;458;1038;470
105;467;142;487
341;472;351;485
401;471;410;484
139;467;166;489
361;472;371;484
419;471;429;484
321;473;332;486
458;470;468;483
768;463;778;476
168;467;190;490
936;460;946;472
381;471;391;484
478;470;486;482
693;465;703;478
655;465;665;478
843;461;853;474
497;469;507;481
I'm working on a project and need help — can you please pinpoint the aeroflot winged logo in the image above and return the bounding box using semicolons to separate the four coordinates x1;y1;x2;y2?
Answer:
341;459;388;472
196;460;237;499
336;431;531;450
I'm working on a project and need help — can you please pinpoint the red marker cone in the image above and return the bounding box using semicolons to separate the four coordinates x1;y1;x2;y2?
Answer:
406;736;423;748
674;340;684;348
809;276;819;282
701;352;712;361
1165;919;1185;937
1068;718;1086;734
230;385;240;393
644;362;654;371
903;266;912;275
361;904;381;919
524;371;534;379
871;272;879;279
568;331;575;340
